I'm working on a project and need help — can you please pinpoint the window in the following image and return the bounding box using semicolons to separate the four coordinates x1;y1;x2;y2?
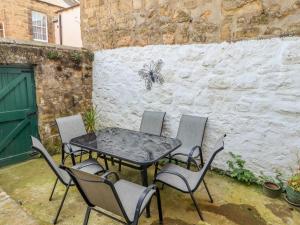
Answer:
32;11;48;42
0;22;5;38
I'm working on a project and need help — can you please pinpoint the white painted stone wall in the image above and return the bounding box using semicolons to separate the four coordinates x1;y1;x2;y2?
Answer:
93;37;300;177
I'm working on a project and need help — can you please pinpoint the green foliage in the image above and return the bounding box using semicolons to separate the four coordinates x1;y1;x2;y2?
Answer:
86;51;94;62
84;106;99;133
288;152;300;191
47;50;61;60
70;52;82;65
288;173;300;192
226;152;258;185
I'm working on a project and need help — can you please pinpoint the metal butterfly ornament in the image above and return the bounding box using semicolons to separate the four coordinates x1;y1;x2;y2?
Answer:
138;59;165;90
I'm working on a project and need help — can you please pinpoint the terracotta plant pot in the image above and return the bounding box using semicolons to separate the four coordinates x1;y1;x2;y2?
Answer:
262;182;282;198
286;185;300;205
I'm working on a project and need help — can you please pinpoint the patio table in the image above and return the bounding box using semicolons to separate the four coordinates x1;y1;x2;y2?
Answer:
70;127;181;217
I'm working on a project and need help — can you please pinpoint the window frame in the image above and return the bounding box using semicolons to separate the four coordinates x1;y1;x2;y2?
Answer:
31;11;48;42
0;22;5;38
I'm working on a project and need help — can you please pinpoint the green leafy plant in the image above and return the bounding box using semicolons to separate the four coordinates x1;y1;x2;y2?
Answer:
288;173;300;192
70;52;82;65
287;152;300;192
84;106;99;133
226;152;258;184
47;50;61;60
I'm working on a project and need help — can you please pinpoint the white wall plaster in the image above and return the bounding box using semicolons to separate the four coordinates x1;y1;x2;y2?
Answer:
93;37;300;177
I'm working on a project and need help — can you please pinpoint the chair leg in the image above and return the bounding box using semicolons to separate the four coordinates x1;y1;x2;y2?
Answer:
80;151;83;163
187;161;191;170
156;188;163;224
61;151;65;165
111;157;115;166
71;153;76;166
83;207;91;225
49;178;58;201
203;179;213;203
53;182;71;224
189;192;204;221
118;160;122;172
154;162;159;177
103;155;109;170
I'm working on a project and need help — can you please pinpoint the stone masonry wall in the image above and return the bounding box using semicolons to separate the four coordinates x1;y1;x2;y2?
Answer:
93;37;300;176
0;0;62;43
81;0;300;50
0;39;93;152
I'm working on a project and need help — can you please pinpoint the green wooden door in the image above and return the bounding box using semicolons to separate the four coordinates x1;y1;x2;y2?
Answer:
0;66;38;167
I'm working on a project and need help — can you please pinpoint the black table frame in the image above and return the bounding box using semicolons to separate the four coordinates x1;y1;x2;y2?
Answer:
70;129;181;217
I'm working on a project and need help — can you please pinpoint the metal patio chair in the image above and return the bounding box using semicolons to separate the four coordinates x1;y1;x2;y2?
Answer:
170;115;207;168
118;111;166;171
63;167;163;225
56;114;92;165
31;136;105;224
155;134;225;221
140;111;166;136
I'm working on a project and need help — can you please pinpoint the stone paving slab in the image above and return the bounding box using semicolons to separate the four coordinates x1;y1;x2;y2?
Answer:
0;187;39;225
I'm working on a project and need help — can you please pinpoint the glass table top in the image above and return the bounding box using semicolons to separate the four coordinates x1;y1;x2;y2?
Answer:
70;127;182;165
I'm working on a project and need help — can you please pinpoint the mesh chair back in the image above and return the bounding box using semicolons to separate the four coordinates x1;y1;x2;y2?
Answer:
176;115;207;149
56;114;87;143
66;168;125;219
195;134;226;189
140;111;165;136
31;136;70;185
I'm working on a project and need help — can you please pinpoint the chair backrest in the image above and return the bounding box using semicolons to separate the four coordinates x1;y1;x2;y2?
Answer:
194;134;226;191
31;136;70;185
64;167;129;222
139;111;166;136
56;114;87;144
176;115;207;148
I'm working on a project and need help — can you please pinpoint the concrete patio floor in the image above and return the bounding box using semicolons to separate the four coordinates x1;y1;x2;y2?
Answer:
0;155;299;225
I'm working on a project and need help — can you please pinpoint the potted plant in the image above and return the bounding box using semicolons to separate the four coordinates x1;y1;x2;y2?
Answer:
286;153;300;205
84;106;99;133
286;173;300;205
260;171;283;198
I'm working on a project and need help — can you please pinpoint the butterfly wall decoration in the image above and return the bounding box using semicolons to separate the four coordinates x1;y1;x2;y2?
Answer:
138;59;165;90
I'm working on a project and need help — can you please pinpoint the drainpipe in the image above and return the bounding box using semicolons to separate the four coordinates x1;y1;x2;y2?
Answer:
59;14;62;45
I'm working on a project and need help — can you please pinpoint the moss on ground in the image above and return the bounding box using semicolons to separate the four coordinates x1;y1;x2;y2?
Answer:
0;155;299;225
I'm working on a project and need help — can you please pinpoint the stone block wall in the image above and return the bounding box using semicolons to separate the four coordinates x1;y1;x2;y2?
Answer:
81;0;300;50
0;0;62;43
93;37;300;176
0;39;93;151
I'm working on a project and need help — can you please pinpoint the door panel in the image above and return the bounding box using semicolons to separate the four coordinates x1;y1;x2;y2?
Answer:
0;66;38;167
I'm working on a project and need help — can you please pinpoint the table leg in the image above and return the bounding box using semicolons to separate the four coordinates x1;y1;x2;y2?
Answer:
103;155;109;170
141;166;150;218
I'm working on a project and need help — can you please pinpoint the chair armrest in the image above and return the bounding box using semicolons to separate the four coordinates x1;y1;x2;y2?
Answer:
101;171;120;182
133;184;156;223
63;143;89;155
155;170;192;192
171;146;200;159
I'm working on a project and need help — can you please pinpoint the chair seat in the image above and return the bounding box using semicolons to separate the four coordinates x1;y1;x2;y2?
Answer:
171;145;199;162
156;163;201;193
114;180;155;222
72;158;104;175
